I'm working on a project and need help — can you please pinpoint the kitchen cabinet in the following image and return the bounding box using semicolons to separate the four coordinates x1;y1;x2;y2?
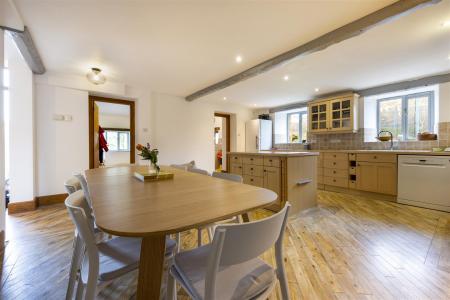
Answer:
227;152;318;214
356;159;397;196
308;93;359;134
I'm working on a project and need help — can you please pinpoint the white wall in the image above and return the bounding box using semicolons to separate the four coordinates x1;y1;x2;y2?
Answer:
36;84;89;196
439;82;450;122
0;30;5;231
34;74;153;196
99;114;129;129
6;32;35;203
150;93;252;172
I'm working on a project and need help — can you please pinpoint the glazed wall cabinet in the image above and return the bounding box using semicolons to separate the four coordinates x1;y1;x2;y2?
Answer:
308;93;359;134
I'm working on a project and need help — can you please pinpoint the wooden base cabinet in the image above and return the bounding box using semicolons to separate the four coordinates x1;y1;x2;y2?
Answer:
356;162;397;195
227;153;318;214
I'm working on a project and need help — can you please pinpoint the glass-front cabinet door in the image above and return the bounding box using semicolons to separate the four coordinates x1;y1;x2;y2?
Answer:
309;101;329;132
330;97;352;131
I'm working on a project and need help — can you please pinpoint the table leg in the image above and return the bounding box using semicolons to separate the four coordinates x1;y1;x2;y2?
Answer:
136;235;166;300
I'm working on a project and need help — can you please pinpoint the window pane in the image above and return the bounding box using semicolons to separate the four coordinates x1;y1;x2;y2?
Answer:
407;95;430;140
288;114;300;143
379;98;403;140
105;131;118;151
301;113;308;142
119;132;129;151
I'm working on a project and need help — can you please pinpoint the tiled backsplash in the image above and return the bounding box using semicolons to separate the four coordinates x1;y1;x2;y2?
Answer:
274;122;450;151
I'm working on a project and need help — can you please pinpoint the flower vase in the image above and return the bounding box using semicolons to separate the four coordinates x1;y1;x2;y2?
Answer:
148;161;159;175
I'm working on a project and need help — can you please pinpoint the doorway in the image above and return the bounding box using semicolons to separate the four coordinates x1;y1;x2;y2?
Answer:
89;96;135;169
214;113;230;172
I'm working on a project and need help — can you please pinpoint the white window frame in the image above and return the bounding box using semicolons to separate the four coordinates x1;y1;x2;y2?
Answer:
105;130;130;152
286;111;308;144
376;91;435;141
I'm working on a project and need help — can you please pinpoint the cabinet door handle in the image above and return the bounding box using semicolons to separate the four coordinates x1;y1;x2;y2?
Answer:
333;171;336;174
250;179;254;182
373;156;377;159
250;168;253;171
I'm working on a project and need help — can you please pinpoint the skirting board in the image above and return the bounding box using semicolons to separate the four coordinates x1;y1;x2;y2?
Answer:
36;193;68;206
8;199;37;214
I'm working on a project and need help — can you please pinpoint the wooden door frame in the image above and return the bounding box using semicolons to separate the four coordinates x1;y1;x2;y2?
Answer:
89;96;136;169
214;113;231;170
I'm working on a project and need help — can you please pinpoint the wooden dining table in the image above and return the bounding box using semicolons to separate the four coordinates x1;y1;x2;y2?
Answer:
85;165;278;299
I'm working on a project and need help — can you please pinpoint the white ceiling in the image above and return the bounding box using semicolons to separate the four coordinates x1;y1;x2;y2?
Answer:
15;0;397;97
201;0;450;108
96;101;129;116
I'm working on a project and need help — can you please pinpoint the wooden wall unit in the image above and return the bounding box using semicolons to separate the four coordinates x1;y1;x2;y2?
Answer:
228;152;317;214
308;93;359;134
317;151;398;198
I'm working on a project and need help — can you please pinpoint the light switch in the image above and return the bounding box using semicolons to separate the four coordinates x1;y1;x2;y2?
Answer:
64;115;73;121
53;114;64;121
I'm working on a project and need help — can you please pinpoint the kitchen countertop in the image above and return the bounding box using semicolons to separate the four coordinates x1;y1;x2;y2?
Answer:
228;151;319;157
298;149;450;156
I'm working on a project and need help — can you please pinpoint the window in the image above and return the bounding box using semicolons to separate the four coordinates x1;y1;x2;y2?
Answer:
287;111;308;143
377;91;434;141
105;130;130;151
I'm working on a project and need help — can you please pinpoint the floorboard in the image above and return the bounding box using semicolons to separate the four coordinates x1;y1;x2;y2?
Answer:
1;190;450;299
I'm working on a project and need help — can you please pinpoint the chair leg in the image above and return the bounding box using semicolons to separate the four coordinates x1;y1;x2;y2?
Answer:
75;280;85;300
167;270;177;300
197;228;202;247
175;232;181;253
207;227;213;243
66;234;82;300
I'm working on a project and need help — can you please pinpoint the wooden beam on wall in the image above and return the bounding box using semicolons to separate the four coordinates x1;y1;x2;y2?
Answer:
185;0;441;102
9;26;46;74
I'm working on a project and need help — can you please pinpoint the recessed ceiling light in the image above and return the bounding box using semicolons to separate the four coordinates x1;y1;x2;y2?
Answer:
441;20;450;27
283;75;289;81
223;97;227;100
235;55;243;63
253;104;257;107
315;88;320;92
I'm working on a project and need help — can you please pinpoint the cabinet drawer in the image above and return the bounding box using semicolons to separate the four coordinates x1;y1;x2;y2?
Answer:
324;168;348;178
324;160;348;170
229;155;242;164
318;175;324;184
356;153;397;163
263;157;281;168
348;153;356;161
349;166;356;175
243;164;263;177
349;180;357;189
317;167;324;176
318;157;324;168
324;176;348;188
243;156;263;166
243;175;263;187
229;163;243;175
324;152;348;161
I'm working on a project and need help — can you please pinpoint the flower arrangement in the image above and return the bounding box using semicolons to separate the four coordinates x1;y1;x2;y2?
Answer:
136;143;160;174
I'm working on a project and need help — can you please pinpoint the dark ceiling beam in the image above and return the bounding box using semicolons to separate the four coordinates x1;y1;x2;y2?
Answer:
9;26;46;74
185;0;441;102
268;72;450;113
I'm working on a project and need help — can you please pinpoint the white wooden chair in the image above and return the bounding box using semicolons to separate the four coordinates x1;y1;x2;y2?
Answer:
189;168;210;176
65;191;177;300
170;160;196;171
211;171;243;183
168;203;291;300
64;177;82;194
73;173;92;207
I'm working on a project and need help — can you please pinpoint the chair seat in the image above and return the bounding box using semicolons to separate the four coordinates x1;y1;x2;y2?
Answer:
81;236;176;282
172;244;275;300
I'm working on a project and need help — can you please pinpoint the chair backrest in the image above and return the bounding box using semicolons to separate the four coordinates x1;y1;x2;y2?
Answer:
64;177;81;194
74;173;92;208
65;191;99;298
213;203;290;266
188;167;210;176
211;172;243;183
205;203;291;299
170;160;196;171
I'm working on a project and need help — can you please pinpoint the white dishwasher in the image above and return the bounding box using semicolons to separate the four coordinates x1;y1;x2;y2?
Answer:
398;155;450;212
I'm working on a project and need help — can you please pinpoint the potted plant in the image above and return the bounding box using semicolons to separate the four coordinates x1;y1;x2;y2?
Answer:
136;143;160;174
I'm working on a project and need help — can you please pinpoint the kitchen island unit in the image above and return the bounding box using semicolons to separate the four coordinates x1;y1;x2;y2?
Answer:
227;151;319;214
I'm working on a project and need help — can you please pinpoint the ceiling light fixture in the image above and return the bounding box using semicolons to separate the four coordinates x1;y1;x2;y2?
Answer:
253;104;257;107
442;20;450;27
87;67;106;85
235;55;243;63
223;97;227;100
315;88;320;92
283;75;289;81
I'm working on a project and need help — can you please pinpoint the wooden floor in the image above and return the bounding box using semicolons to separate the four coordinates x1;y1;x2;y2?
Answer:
1;190;450;299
